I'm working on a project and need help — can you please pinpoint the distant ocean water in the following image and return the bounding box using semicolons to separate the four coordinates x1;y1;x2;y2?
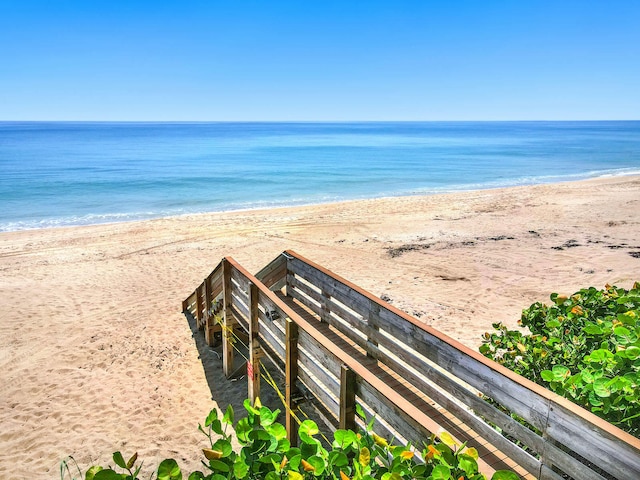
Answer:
1;121;639;232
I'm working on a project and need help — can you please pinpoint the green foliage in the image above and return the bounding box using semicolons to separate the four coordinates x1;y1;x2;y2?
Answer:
62;399;519;480
480;282;640;436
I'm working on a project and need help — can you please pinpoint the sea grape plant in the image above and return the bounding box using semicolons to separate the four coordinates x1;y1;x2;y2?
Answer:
65;398;520;480
480;282;640;436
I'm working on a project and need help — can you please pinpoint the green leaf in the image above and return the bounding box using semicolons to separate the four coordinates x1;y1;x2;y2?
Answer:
306;455;326;476
540;370;555;382
257;453;282;464
208;459;230;473
204;409;218;428
212;439;233;458
584;323;604;335
622;346;640;360
585;349;614;363
593;378;612;398
552;365;571;381
85;466;104;480
187;472;206;480
236;418;251;444
210;419;223;435
243;398;260;415
491;471;521;480
333;429;358;449
111;452;127;470
458;454;479;476
94;470;125;480
430;464;451;479
157;459;182;480
617;311;638;325
223;404;234;425
328;450;349;467
298;420;320;444
233;459;249;479
355;403;366;419
266;422;287;441
381;473;402;480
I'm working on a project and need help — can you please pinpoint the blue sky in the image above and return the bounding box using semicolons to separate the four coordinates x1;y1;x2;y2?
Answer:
0;1;638;121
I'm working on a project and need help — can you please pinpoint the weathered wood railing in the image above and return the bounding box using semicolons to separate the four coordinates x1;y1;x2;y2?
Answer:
183;250;640;480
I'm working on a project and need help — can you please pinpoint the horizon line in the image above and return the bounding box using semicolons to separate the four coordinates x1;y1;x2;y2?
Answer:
1;119;639;123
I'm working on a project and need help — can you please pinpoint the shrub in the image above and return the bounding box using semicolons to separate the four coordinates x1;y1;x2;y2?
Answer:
62;398;519;480
480;282;640;436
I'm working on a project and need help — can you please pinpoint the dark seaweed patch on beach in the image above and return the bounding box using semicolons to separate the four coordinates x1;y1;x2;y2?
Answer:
386;243;431;258
486;235;515;241
553;239;582;250
630;252;640;258
437;275;470;282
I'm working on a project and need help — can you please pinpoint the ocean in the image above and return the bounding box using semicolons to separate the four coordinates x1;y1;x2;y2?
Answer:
1;121;639;232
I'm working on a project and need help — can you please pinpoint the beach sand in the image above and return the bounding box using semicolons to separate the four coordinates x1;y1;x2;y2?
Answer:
1;176;639;478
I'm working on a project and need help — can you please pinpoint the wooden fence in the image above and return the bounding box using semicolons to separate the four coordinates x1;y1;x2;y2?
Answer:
182;250;640;480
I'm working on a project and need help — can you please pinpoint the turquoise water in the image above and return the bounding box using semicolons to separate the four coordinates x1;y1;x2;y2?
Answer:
0;121;639;232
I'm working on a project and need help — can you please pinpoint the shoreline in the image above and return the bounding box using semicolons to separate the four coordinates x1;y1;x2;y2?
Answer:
1;174;639;478
3;170;640;234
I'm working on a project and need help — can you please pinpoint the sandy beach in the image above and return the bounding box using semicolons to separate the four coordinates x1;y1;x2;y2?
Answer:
1;175;639;478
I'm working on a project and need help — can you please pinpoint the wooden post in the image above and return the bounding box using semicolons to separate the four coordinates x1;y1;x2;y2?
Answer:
195;284;203;328
248;282;261;403
367;299;380;358
319;291;331;323
204;274;214;346
222;258;235;378
285;318;299;446
339;364;357;431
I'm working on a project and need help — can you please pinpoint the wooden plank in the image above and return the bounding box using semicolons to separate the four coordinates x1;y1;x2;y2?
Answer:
248;282;261;403
545;404;640;479
288;281;372;351
231;291;250;322
255;254;288;289
289;276;323;308
297;363;340;420
182;292;196;313
204;274;213;315
231;267;250;293
373;307;551;431
340;365;357;431
195;284;203;326
297;329;341;388
288;283;323;320
288;257;371;314
360;337;543;474
204;274;214;345
257;318;285;363
539;439;608;480
539;465;566;480
285;318;299;446
222;258;234;378
211;275;223;299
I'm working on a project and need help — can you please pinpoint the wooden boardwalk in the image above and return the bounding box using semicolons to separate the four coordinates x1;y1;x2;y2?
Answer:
183;250;640;480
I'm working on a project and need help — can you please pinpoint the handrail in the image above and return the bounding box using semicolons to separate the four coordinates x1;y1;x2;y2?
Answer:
281;249;640;480
183;251;640;480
